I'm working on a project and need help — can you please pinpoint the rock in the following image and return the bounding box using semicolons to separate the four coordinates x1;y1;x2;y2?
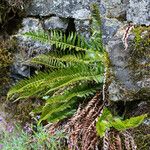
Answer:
127;0;150;26
26;0;97;19
107;26;150;101
100;0;129;19
16;17;50;58
102;18;123;44
44;17;68;31
13;18;50;77
74;19;91;38
75;18;122;43
72;9;91;20
13;16;69;77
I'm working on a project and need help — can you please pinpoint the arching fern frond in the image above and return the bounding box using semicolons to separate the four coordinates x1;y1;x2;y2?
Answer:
7;3;106;124
24;30;89;51
7;64;104;101
30;53;103;69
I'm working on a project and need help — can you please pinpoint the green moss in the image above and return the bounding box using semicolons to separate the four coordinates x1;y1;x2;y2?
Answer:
0;39;16;95
128;26;150;82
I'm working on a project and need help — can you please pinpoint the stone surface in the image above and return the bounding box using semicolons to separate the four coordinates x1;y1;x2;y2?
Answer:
44;17;68;31
13;16;69;77
127;0;150;26
74;19;91;38
102;18;123;44
13;18;50;77
107;26;150;101
26;0;97;19
100;0;129;19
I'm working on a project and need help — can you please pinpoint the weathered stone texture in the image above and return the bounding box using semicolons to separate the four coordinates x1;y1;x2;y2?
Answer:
10;0;150;99
100;0;129;19
27;0;97;19
107;26;150;101
127;0;150;26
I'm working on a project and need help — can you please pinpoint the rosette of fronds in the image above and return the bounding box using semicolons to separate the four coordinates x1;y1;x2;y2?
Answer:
7;3;106;124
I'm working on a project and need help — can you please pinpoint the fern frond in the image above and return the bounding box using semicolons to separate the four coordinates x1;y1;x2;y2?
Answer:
90;3;102;30
89;3;103;52
37;83;100;123
7;64;104;100
38;99;76;124
24;30;89;51
46;83;99;105
31;53;101;69
47;109;76;123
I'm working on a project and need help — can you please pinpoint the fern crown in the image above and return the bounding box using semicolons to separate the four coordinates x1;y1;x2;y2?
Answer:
7;3;106;123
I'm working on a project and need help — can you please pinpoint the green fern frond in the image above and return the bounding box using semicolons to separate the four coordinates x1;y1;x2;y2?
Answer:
46;83;99;105
47;109;76;123
90;3;102;30
7;64;104;100
31;53;101;69
89;3;103;52
7;3;106;124
39;83;100;123
24;30;89;51
38;99;76;124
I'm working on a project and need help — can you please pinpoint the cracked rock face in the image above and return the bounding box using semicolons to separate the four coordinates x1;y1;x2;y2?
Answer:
26;0;97;19
100;0;129;19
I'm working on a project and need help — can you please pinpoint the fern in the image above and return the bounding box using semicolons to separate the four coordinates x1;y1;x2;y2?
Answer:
25;30;89;51
8;64;103;101
96;108;147;138
7;3;105;123
30;53;103;69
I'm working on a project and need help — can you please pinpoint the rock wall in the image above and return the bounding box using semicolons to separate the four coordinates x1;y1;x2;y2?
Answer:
0;0;149;148
11;0;149;102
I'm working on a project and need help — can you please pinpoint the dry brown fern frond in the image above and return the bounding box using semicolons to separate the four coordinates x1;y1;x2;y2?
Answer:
103;130;137;150
104;130;122;150
121;131;137;150
64;92;104;150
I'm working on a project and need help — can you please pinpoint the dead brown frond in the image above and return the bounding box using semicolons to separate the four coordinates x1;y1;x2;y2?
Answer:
103;130;137;150
64;92;104;150
122;131;137;150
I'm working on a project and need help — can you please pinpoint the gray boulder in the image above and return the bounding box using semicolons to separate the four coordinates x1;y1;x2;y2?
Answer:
107;26;150;101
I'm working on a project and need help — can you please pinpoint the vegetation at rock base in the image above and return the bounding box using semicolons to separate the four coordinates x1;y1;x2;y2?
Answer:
4;3;148;150
0;39;15;96
0;123;67;150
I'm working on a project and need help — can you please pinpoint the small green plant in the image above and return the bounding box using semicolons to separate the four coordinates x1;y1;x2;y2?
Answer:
0;123;67;150
96;108;147;138
7;4;107;124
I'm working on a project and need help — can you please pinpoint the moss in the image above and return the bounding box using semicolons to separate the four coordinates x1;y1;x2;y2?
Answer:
128;26;150;82
131;125;150;150
0;39;16;95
